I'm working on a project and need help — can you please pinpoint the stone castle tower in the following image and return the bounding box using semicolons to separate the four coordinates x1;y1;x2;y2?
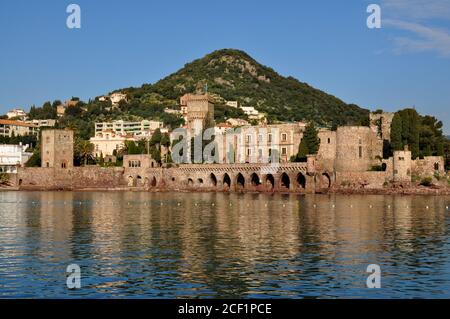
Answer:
335;126;382;172
41;129;74;169
182;94;215;136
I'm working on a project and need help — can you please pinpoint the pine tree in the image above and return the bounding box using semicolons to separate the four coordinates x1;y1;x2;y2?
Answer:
294;122;320;162
390;113;403;151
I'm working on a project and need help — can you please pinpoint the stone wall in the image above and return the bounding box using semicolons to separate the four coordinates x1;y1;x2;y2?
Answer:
335;171;387;189
412;156;445;177
335;126;382;172
15;167;125;190
13;163;333;194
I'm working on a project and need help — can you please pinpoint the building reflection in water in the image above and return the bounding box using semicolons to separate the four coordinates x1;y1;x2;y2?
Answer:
0;191;448;298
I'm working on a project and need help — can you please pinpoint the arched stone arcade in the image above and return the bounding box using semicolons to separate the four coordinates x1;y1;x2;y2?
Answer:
123;163;333;193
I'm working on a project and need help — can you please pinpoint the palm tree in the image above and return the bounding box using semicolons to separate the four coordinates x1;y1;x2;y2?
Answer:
75;139;94;166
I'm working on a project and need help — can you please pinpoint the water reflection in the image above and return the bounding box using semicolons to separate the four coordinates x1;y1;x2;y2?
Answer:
0;192;449;298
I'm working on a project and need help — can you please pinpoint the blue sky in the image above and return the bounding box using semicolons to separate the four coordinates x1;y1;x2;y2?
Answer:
0;0;449;133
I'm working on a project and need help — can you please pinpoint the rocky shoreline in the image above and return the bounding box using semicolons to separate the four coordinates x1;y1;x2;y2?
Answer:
2;185;450;195
329;185;450;196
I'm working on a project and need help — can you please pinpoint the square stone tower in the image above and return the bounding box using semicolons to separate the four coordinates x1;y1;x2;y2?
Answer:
183;94;215;136
41;129;74;168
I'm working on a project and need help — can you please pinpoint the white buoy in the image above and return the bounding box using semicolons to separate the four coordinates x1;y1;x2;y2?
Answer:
212;203;215;206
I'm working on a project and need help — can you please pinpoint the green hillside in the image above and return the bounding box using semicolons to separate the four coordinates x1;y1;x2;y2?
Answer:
27;49;371;140
120;49;369;126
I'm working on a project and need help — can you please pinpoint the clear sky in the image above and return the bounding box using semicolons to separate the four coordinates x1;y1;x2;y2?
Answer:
1;0;449;133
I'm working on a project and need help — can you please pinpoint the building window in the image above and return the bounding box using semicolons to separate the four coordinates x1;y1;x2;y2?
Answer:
328;138;331;144
246;135;252;143
359;146;362;158
61;162;67;169
128;160;141;168
268;134;272;143
246;148;251;156
398;157;405;161
434;163;439;171
281;147;287;156
281;133;287;142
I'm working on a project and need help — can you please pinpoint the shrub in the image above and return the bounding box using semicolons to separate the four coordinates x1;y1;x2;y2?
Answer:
0;173;9;185
420;177;433;187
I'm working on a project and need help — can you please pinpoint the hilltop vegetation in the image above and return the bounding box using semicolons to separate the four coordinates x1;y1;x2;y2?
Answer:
119;49;369;127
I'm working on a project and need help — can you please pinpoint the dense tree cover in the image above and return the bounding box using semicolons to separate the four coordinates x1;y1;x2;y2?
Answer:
28;101;59;120
214;104;249;123
444;137;450;170
390;108;445;160
291;122;320;162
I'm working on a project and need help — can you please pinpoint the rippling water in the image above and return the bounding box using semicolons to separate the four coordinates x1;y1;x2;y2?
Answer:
0;191;449;298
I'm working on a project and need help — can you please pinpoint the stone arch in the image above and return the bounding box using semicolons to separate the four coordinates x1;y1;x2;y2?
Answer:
265;174;275;190
137;175;142;186
250;173;261;186
280;173;290;189
223;173;231;189
144;177;149;187
197;178;204;185
150;176;157;187
320;172;331;189
188;178;194;187
236;173;245;189
18;179;23;186
127;176;134;187
210;173;217;187
296;173;306;189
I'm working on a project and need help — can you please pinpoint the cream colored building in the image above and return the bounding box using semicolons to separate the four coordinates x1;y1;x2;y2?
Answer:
90;131;134;157
214;122;305;164
95;120;164;138
26;119;56;127
0;120;38;138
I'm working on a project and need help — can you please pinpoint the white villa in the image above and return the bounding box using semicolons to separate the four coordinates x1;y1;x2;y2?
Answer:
0;144;33;173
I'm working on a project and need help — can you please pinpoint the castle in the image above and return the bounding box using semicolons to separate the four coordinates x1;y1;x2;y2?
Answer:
9;94;446;193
